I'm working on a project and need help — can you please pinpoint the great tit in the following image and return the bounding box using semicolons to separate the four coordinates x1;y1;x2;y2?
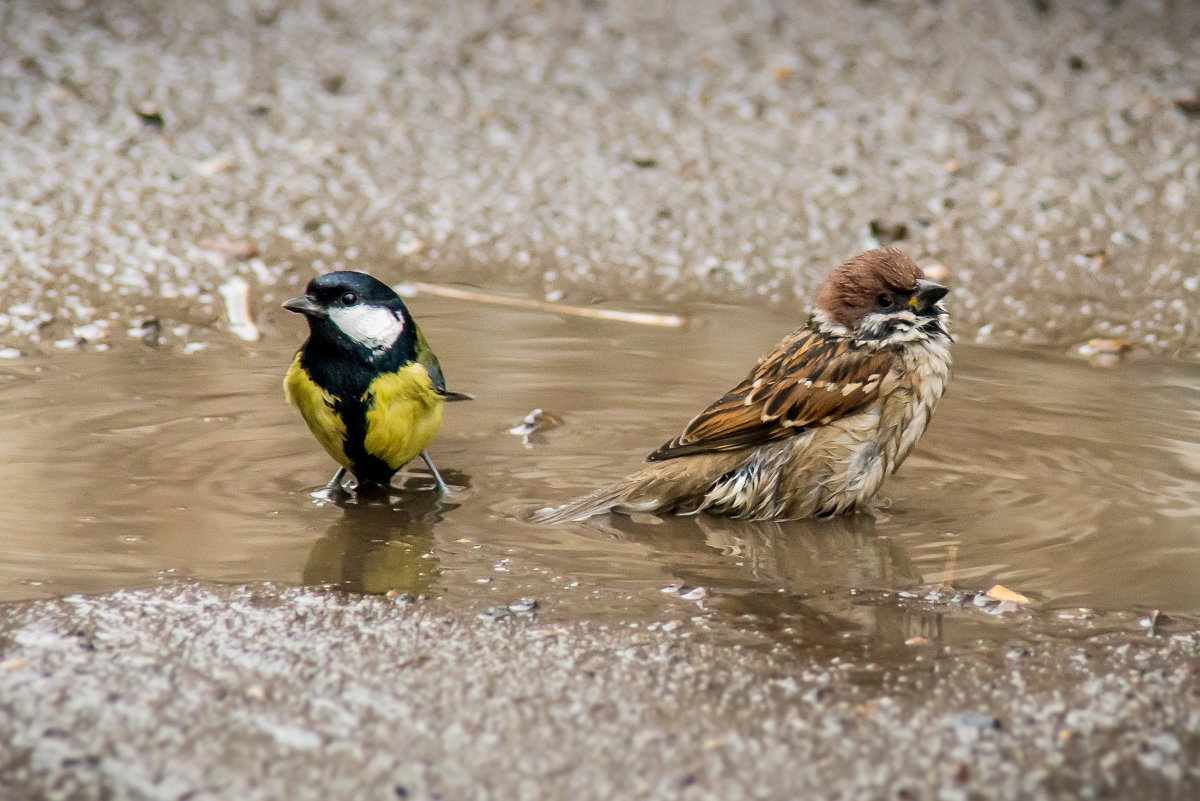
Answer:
283;271;471;495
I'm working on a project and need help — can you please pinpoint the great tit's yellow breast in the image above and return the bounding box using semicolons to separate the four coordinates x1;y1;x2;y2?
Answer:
362;362;445;471
285;354;353;471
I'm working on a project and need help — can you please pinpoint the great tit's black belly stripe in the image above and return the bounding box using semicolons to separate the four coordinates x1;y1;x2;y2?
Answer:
299;338;410;484
335;394;395;485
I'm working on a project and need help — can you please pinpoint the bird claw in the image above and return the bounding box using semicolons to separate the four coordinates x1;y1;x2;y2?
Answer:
309;467;352;504
310;484;352;505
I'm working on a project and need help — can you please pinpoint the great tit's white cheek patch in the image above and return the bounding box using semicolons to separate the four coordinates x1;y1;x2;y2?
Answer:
329;305;404;352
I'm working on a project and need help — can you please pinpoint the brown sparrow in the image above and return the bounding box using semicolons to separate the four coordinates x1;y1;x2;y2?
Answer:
535;248;951;522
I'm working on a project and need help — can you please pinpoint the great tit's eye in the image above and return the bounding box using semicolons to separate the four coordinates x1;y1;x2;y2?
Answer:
340;291;358;306
877;294;894;309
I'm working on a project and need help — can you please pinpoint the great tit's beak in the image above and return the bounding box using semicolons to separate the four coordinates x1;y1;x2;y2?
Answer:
283;295;326;318
908;279;949;314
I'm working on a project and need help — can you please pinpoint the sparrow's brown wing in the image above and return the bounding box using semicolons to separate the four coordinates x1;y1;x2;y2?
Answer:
647;329;899;461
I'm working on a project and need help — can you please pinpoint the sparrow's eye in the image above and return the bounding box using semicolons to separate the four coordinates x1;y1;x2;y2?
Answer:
877;294;894;309
341;291;358;306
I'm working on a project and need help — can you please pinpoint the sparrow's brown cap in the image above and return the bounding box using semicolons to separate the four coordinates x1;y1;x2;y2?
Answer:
815;248;927;329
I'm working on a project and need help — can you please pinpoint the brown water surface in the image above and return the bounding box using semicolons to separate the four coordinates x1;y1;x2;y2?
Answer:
2;298;1198;649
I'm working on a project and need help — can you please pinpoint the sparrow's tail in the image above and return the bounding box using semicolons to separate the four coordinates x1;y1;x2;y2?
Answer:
530;452;746;524
530;477;660;524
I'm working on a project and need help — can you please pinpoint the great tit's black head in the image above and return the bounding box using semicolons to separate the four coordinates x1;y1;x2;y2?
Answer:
283;271;414;358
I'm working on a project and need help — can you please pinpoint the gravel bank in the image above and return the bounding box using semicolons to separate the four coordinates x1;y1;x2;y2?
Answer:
2;0;1200;355
1;583;1198;800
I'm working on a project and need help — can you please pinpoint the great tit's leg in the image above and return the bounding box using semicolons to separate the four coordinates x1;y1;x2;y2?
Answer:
325;467;348;491
311;467;351;501
420;451;450;496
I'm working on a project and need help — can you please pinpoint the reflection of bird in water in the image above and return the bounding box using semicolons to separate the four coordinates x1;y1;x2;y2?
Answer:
595;513;939;652
596;513;919;594
302;477;464;596
690;514;921;595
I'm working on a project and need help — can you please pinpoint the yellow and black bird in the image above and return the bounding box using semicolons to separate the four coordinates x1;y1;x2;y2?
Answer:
283;271;470;495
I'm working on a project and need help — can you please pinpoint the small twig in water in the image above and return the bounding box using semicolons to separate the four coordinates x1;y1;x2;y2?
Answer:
396;281;688;328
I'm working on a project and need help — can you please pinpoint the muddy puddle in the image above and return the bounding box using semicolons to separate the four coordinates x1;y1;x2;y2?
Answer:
1;296;1198;653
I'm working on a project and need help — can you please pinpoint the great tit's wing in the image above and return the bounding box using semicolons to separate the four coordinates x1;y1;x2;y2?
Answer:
414;326;473;401
646;328;898;461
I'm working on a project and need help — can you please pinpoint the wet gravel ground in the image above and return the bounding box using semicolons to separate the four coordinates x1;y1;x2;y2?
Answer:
3;0;1200;356
1;584;1198;801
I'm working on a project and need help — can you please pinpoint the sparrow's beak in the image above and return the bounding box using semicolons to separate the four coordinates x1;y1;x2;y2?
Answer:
282;295;326;318
909;279;949;314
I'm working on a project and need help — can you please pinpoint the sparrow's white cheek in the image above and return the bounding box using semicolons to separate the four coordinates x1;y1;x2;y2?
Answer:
329;305;404;352
859;310;922;343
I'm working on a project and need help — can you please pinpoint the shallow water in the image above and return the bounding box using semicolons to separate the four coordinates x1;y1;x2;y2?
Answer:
2;296;1198;649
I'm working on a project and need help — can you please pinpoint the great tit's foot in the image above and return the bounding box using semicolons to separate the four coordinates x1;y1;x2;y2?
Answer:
310;468;352;503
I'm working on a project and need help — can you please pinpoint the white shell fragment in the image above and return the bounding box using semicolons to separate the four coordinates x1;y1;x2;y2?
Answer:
218;276;260;342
